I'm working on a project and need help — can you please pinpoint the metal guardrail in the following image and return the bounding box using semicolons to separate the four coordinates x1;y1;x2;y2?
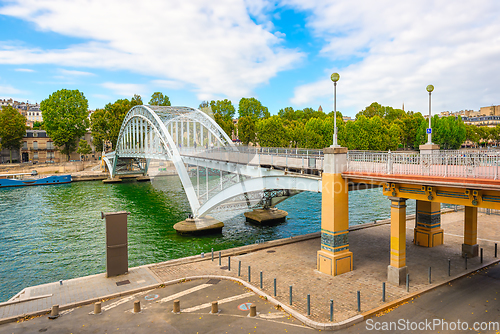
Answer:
179;146;324;171
180;147;500;180
346;150;500;180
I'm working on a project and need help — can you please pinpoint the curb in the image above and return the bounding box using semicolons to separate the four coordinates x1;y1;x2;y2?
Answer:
361;258;500;320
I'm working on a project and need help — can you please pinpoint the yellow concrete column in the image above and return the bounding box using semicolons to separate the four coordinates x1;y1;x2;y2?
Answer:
317;147;353;276
462;206;478;257
414;200;443;247
388;197;408;285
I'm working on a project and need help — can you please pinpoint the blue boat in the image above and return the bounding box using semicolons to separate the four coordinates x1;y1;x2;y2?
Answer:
0;171;71;188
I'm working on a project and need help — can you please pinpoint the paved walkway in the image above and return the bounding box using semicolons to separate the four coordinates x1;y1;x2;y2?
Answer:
0;210;498;327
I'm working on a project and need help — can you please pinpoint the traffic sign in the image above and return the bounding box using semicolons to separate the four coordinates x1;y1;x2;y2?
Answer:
426;128;432;134
238;302;253;311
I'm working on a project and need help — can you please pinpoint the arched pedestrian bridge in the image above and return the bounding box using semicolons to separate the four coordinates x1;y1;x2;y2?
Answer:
104;105;500;284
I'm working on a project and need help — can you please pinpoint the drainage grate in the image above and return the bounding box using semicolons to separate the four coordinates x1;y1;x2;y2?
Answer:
219;266;229;270
207;279;221;285
267;250;276;253
116;280;130;286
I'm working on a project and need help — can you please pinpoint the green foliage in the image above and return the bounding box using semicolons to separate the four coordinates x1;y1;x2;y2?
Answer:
238;97;269;119
415;115;466;150
149;92;171;106
77;138;92;158
0;105;27;162
40;89;89;161
256;116;288;147
209;99;235;136
199;101;209;109
90;96;142;152
237;116;256;145
356;102;405;122
32;121;44;130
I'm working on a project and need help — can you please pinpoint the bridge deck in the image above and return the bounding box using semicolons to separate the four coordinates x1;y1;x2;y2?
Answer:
344;171;500;191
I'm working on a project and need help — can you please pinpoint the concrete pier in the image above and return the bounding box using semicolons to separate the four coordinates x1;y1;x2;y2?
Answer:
102;177;122;184
244;208;288;225
173;216;224;235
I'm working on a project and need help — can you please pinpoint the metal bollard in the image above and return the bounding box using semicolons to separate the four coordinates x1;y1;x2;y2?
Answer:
134;300;141;313
218;251;221;266
211;248;214;261
465;253;468;270
238;261;241;276
448;259;451;276
274;278;277;297
59;280;63;286
211;301;218;314
289;285;293;305
228;256;231;271
496;243;498;258
94;302;101;315
357;291;361;312
480;248;483;263
49;304;59;319
330;299;333;321
260;271;263;289
173;300;180;314
406;274;409;292
428;267;432;284
248;266;251;282
382;282;386;302
307;294;310;316
249;304;256;317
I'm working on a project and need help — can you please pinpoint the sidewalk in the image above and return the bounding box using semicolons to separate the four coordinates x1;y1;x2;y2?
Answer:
1;210;498;328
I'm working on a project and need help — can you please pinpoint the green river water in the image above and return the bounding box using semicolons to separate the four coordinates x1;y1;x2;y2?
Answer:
0;176;415;302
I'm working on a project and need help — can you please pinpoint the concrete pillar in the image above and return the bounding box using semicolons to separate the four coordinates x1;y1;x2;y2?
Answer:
317;147;353;276
462;206;479;257
387;197;408;286
414;200;443;247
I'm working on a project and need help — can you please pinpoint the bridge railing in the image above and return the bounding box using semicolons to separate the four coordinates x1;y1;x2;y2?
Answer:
179;146;324;171
346;150;500;180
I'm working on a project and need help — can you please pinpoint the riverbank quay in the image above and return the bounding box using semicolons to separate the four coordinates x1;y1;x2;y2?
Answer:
1;210;498;330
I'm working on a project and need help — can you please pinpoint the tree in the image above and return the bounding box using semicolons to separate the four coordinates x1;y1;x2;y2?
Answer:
256;116;288;147
77;139;92;160
237;116;256;145
41;89;89;161
209;99;235;136
149;92;171;106
32;121;44;130
0;105;27;162
90;96;143;151
238;97;269;119
199;101;209;109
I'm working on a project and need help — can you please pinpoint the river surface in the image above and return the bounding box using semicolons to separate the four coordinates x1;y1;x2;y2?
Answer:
0;176;415;302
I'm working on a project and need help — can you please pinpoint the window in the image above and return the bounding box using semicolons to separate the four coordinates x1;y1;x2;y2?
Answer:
23;142;27;150
47;141;54;150
33;141;38;150
47;151;55;159
33;152;38;160
33;132;38;137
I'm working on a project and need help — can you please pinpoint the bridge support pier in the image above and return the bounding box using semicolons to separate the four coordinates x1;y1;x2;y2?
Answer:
414;200;443;247
462;206;479;258
317;147;353;276
387;197;408;286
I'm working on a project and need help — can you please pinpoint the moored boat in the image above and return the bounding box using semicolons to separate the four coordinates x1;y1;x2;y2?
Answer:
0;171;71;188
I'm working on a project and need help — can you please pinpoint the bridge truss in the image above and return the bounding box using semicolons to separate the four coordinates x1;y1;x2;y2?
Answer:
103;105;321;217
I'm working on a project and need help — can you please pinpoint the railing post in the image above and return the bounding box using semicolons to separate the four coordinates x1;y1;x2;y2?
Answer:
387;150;393;174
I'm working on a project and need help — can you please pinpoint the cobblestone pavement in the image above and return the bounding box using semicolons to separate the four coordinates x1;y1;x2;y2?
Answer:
150;210;500;323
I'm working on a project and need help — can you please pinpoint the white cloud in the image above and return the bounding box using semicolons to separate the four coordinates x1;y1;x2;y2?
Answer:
151;79;185;90
287;0;500;114
101;82;147;97
58;69;95;76
0;0;303;101
15;68;34;72
0;84;23;95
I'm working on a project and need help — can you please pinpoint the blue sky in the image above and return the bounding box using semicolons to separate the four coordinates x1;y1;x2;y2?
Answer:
1;0;500;117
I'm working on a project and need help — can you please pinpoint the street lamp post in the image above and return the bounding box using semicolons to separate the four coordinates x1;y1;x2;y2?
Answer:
331;73;340;147
426;84;434;144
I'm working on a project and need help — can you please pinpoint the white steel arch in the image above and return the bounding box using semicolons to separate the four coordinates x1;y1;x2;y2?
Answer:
197;176;322;216
109;105;235;216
